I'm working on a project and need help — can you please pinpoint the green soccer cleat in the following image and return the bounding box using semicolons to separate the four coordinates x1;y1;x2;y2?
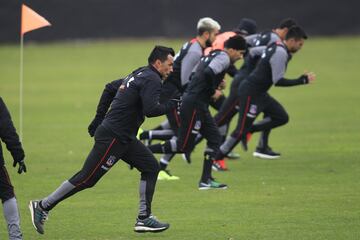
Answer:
198;179;228;190
134;215;170;233
29;200;49;234
157;170;180;180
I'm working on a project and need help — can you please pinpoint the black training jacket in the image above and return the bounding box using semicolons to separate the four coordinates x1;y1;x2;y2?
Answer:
0;97;25;165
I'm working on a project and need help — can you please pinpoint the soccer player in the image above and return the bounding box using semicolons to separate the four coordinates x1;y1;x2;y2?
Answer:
0;97;27;240
214;26;316;162
29;46;177;234
212;18;298;170
141;17;221;180
192;18;258;170
148;35;247;189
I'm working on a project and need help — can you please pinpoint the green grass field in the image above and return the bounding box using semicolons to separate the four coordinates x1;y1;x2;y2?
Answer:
0;37;359;239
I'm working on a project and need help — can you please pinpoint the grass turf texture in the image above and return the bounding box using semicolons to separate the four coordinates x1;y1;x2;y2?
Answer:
0;37;359;239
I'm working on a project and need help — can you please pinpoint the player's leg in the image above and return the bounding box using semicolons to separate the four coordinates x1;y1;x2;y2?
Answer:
152;119;171;130
122;140;169;233
252;96;289;159
212;91;241;169
29;126;124;234
214;88;240;128
1;166;22;240
158;136;179;181
139;128;175;145
198;110;227;190
215;94;260;160
148;100;198;155
217;71;249;160
191;93;240;167
148;101;200;180
154;105;182;179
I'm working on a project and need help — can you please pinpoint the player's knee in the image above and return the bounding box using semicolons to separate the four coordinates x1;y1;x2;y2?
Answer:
148;160;161;174
281;112;289;125
82;180;97;189
276;111;289;126
0;188;15;203
151;162;160;174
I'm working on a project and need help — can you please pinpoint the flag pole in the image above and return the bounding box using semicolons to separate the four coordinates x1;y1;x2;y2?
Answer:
19;34;24;142
19;4;51;142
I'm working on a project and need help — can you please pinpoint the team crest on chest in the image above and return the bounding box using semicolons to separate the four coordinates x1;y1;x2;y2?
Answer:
194;120;201;130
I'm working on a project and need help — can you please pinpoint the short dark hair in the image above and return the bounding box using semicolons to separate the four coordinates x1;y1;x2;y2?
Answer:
233;18;257;36
224;35;247;50
278;18;297;29
148;46;175;64
285;26;308;40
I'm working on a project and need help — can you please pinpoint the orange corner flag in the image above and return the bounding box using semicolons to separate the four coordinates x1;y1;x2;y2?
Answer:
21;4;51;35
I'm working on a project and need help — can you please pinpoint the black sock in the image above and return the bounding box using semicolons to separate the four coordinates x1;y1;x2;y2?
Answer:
257;129;270;149
148;143;164;153
148;141;173;153
139;131;149;140
138;215;149;220
200;156;213;183
159;162;168;171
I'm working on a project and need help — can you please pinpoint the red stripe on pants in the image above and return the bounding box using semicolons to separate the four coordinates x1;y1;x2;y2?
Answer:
181;109;197;151
237;96;251;139
77;138;116;187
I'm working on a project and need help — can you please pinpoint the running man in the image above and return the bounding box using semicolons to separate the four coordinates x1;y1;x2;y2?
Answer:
214;26;316;162
29;46;177;234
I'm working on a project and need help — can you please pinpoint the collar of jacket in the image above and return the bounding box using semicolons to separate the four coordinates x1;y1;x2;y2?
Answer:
148;64;162;79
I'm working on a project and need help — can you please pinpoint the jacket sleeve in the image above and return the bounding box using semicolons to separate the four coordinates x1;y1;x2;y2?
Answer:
140;78;175;118
275;75;309;87
0;98;25;162
94;79;123;120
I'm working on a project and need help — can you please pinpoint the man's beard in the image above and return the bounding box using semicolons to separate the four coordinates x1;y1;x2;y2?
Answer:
205;39;212;47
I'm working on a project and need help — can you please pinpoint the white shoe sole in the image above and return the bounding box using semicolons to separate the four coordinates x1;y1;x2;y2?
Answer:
29;201;44;234
253;152;280;159
134;225;169;233
198;185;228;190
29;201;36;230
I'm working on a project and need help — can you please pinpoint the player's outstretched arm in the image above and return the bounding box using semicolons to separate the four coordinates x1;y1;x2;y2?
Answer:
275;71;316;87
